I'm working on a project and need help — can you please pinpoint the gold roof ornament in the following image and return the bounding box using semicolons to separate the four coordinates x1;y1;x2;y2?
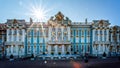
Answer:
113;26;117;31
99;20;104;26
55;11;64;21
13;19;17;24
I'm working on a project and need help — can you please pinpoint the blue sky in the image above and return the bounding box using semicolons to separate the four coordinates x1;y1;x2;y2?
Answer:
0;0;120;25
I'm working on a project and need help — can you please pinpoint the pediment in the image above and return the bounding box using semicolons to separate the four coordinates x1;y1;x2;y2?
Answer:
48;11;71;26
92;20;110;27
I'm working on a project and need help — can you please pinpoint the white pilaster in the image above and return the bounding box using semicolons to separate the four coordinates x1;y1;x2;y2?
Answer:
68;45;71;54
55;45;58;55
98;29;100;41
93;29;95;41
62;45;65;55
56;27;58;41
48;27;51;41
11;45;13;54
117;33;119;42
16;45;18;56
11;29;13;42
102;30;104;41
68;27;70;41
48;45;51;55
62;27;63;41
111;33;112;42
22;29;25;42
106;29;109;41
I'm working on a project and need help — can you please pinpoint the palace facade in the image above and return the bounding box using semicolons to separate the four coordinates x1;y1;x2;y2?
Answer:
0;12;120;59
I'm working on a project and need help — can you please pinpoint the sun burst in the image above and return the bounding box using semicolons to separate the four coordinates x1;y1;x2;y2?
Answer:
25;0;53;22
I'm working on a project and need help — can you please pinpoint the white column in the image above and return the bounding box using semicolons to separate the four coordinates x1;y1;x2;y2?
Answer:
11;29;13;42
56;27;58;41
7;29;9;42
48;45;51;55
117;33;119;42
22;29;25;42
68;45;71;54
62;27;63;41
16;45;18;56
55;45;58;55
98;44;100;54
16;29;19;41
103;44;105;52
93;29;95;41
11;45;13;54
48;27;51;41
68;27;70;41
98;30;100;41
106;29;109;41
111;33;113;42
102;30;104;41
62;45;65;55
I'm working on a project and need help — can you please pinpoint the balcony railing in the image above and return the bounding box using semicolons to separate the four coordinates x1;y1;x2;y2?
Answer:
5;41;24;45
93;41;110;44
48;41;71;44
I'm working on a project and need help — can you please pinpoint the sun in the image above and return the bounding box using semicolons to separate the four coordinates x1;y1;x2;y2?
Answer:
25;1;53;22
29;4;47;21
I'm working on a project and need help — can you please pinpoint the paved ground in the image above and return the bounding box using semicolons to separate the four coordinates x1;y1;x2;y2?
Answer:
0;58;120;68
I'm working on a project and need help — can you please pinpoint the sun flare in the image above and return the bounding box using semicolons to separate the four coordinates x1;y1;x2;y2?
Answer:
25;1;53;22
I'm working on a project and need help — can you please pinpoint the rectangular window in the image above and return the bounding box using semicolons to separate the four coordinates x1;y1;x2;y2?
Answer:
14;30;17;35
13;45;16;53
104;30;107;35
19;30;22;35
76;30;78;36
28;31;31;36
95;36;98;41
79;30;81;36
95;30;98;35
95;30;98;41
82;30;84;35
100;30;102;35
71;30;73;37
9;30;12;35
100;35;102;41
88;30;90;35
14;36;17;41
88;45;90;52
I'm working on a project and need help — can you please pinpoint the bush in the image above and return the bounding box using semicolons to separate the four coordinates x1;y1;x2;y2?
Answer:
84;57;88;63
43;52;45;55
74;52;77;54
51;52;54;55
103;52;106;57
31;54;34;58
66;52;70;55
10;54;14;59
58;52;61;55
85;59;88;63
